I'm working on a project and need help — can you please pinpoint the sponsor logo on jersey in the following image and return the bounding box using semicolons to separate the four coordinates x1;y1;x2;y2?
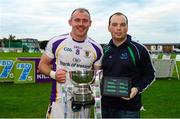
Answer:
74;46;83;49
72;58;81;63
119;52;128;60
60;60;91;69
64;47;72;52
60;61;70;67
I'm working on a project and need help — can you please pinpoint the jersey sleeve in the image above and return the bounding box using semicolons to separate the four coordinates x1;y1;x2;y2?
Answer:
44;39;55;59
138;45;155;93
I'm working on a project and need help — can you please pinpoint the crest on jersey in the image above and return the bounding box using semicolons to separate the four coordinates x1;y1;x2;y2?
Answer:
84;50;91;58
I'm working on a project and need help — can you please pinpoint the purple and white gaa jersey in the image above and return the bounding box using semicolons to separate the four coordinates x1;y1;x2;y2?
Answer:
45;33;103;102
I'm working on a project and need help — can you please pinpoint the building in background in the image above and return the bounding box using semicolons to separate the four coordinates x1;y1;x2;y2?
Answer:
144;43;180;53
1;38;180;53
21;38;39;53
101;43;180;53
0;38;40;53
0;39;22;52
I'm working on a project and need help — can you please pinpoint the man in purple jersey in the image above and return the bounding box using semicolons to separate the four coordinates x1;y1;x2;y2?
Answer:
38;8;103;118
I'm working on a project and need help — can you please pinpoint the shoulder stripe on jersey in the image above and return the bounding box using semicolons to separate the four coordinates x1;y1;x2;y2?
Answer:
130;42;141;60
89;42;102;63
130;41;156;93
52;38;67;55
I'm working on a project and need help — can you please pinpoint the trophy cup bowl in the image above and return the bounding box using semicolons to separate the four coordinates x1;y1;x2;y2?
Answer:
69;70;94;85
69;70;95;104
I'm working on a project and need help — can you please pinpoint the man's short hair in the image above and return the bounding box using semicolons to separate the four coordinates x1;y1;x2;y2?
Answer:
70;8;91;19
108;12;128;26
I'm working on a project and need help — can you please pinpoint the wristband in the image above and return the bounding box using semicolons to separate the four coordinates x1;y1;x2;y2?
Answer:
50;70;56;79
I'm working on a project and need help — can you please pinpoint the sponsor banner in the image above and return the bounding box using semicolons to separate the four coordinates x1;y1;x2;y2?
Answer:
0;57;16;82
18;58;52;83
14;60;35;84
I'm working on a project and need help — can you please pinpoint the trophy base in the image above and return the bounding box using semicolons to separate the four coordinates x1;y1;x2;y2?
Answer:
72;97;95;105
73;93;93;102
71;98;94;113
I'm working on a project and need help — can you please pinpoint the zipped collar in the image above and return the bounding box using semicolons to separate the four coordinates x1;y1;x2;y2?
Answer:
109;34;132;48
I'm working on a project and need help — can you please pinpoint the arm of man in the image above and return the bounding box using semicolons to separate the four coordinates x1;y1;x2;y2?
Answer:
93;65;101;70
38;54;66;83
137;47;155;93
38;54;52;76
122;46;155;100
121;87;139;100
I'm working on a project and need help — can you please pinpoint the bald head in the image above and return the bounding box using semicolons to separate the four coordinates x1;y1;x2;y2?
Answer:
70;8;91;20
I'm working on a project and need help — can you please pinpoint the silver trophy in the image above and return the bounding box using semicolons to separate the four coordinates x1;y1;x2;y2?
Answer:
69;70;103;118
69;70;95;104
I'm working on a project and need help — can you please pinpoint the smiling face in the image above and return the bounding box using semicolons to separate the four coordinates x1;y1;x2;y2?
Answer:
69;10;92;41
108;14;128;43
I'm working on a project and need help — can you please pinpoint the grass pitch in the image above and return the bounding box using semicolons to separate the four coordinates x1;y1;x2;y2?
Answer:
141;78;180;118
0;79;180;118
0;53;180;118
0;83;51;118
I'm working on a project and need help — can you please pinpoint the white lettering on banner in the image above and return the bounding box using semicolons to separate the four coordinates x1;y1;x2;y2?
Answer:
37;74;49;79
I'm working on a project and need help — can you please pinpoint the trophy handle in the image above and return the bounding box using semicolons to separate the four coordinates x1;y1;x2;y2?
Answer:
90;70;103;94
94;70;103;83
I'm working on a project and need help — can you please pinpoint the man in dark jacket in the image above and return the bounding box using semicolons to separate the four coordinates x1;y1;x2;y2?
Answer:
101;12;155;118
